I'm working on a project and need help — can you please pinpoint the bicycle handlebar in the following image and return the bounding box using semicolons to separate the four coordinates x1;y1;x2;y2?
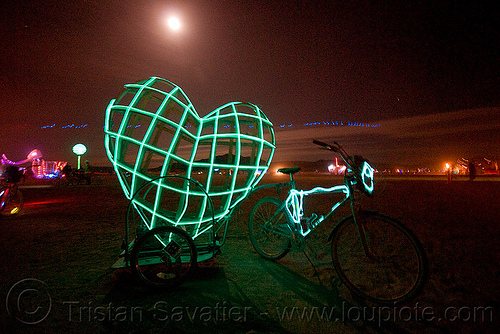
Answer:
312;139;339;152
314;139;376;195
313;140;353;168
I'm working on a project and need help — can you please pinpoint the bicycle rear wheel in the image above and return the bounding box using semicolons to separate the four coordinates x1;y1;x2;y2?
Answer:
0;186;23;216
130;225;197;289
331;211;427;304
248;196;292;260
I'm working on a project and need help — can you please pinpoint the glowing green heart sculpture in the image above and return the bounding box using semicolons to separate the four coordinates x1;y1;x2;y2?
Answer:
105;77;275;239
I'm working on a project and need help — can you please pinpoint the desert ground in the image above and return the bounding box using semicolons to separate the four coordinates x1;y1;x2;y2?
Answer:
0;172;498;333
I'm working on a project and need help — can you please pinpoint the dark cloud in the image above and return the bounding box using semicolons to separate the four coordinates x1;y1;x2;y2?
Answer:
274;107;500;168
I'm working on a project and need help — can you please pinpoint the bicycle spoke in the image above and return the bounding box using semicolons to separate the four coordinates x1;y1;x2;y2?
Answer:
131;226;197;288
331;212;427;303
249;197;291;260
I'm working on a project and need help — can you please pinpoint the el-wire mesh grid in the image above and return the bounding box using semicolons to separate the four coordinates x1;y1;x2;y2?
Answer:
105;77;275;245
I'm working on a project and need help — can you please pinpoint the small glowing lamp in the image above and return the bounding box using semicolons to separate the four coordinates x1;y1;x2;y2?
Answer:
361;161;374;194
72;144;87;169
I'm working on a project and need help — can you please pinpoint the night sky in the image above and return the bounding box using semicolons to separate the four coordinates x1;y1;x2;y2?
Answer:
1;0;498;169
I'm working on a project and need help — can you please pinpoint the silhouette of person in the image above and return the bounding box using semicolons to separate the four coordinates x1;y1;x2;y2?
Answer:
84;160;92;185
469;162;476;181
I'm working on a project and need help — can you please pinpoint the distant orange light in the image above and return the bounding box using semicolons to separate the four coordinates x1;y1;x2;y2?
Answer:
275;167;285;175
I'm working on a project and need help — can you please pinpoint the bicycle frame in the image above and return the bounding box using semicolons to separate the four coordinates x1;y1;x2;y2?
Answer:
285;184;350;237
258;140;377;242
310;140;380;259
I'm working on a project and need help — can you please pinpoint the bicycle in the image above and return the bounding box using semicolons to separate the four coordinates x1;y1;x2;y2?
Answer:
0;166;24;216
248;140;427;304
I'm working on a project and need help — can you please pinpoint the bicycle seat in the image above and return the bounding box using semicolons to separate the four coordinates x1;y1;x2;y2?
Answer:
277;167;301;175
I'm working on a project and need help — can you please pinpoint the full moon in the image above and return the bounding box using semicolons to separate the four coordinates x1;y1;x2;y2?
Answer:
167;17;181;31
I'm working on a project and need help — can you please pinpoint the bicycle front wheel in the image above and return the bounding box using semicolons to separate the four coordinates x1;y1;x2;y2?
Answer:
0;186;23;216
331;212;427;304
130;226;197;289
248;196;292;261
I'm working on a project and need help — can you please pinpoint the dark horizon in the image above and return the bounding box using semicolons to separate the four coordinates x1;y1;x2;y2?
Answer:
1;106;498;172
